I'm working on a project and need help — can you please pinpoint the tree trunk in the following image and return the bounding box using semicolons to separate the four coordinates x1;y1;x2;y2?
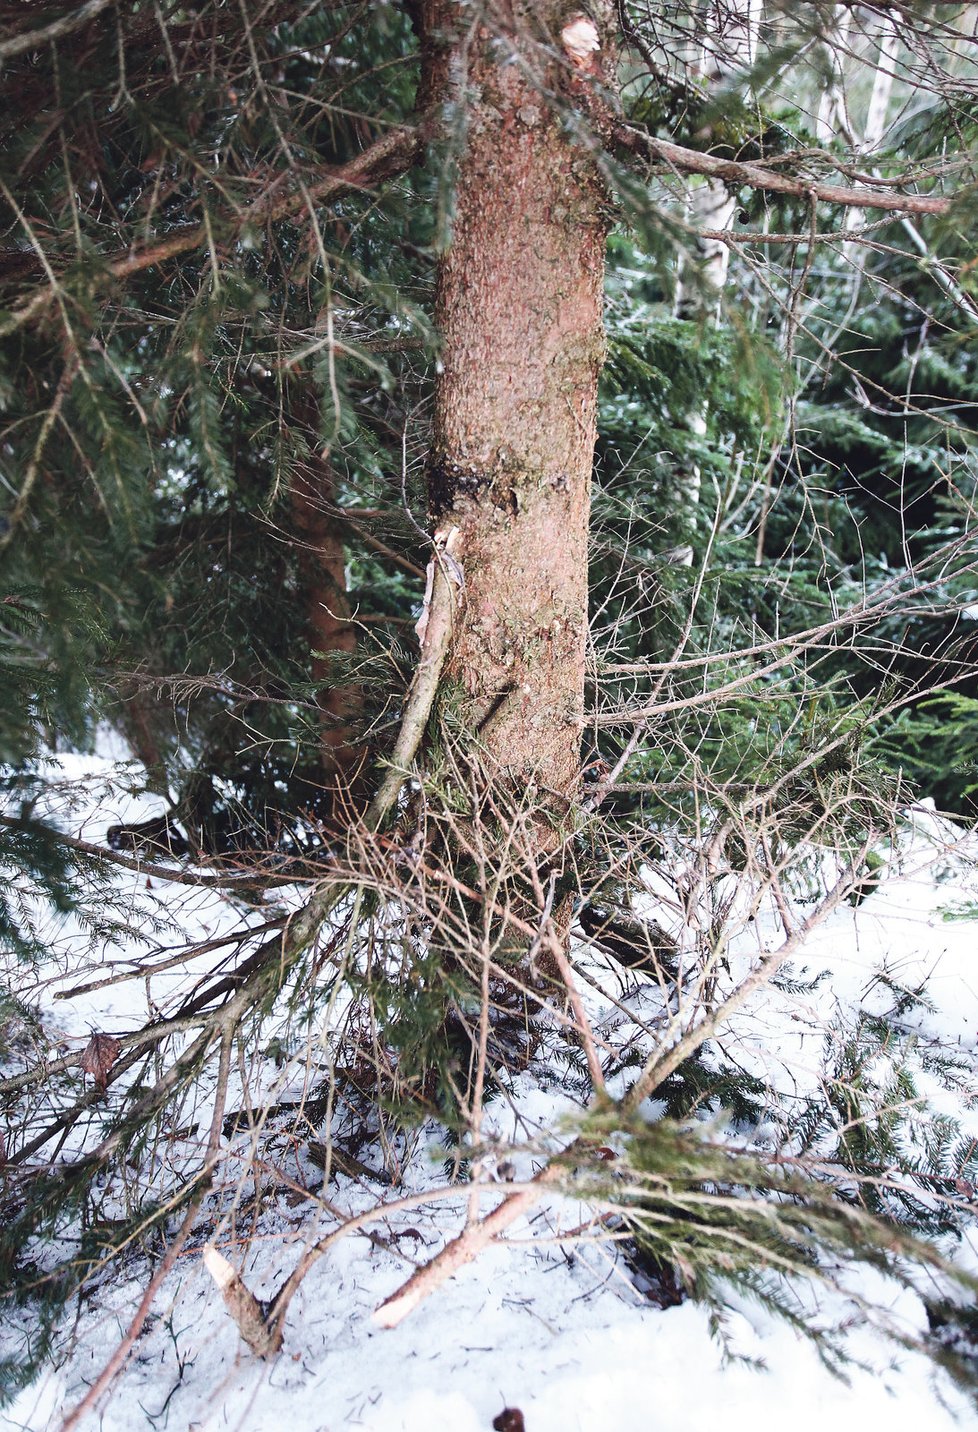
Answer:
673;0;761;548
816;5;854;146
289;389;364;810
422;1;614;817
676;0;762;321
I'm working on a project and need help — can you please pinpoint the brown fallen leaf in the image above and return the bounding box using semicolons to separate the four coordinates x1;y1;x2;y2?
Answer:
80;1032;122;1093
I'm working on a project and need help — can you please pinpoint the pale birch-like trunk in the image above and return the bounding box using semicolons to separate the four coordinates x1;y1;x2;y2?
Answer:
674;0;762;536
816;5;854;146
676;0;762;321
833;12;897;258
815;12;976;329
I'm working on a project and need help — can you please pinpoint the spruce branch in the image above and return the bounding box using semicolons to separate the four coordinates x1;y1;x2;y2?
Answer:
0;356;78;552
614;123;962;216
0;814;298;890
52;916;288;1002
0;0;117;61
0;124;422;339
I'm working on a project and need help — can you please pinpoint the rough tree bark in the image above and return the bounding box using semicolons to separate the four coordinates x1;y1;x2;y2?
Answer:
419;1;615;818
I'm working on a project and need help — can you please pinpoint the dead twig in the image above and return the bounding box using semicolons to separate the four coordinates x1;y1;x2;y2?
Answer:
364;525;463;830
615;123;960;216
58;1028;234;1432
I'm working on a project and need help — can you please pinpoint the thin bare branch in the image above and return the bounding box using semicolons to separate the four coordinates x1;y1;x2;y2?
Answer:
615;123;962;215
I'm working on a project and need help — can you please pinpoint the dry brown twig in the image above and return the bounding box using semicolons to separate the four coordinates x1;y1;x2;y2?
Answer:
371;850;867;1330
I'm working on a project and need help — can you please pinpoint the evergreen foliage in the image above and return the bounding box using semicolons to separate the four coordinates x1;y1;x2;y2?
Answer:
2;0;978;1410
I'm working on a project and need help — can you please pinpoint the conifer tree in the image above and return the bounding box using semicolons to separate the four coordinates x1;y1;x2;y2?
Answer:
3;0;978;1404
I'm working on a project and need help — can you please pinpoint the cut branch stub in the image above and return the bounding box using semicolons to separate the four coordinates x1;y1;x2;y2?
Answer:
203;1245;283;1359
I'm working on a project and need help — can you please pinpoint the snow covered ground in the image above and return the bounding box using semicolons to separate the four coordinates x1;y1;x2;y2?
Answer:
5;753;978;1432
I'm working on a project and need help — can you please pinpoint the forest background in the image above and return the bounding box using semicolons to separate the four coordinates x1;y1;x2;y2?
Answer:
4;0;978;1418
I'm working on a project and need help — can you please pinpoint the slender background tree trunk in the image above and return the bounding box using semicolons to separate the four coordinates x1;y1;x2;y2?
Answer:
673;0;761;551
290;388;364;808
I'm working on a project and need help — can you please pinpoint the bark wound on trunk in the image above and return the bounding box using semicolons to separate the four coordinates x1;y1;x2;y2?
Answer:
426;3;612;810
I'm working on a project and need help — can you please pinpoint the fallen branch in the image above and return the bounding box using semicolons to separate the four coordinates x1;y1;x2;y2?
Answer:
370;857;867;1330
373;1166;563;1329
